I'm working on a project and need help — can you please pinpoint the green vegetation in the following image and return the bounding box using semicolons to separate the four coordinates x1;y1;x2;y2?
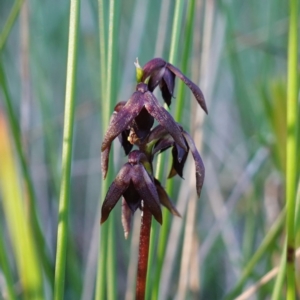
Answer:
0;0;299;299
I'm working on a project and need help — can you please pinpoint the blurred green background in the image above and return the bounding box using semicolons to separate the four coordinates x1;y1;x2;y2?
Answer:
0;0;299;299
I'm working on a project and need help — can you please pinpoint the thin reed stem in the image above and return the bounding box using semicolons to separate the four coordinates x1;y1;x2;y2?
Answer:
168;0;185;64
95;1;108;297
285;0;298;298
272;239;287;300
54;0;80;298
0;227;17;300
98;0;107;102
105;3;118;293
0;0;24;51
96;0;119;299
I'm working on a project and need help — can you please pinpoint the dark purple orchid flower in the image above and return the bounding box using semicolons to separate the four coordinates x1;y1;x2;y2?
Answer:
101;150;162;224
114;101;155;152
141;57;208;114
150;125;205;197
120;179;181;239
101;150;181;236
101;82;187;155
101;58;206;240
101;100;152;180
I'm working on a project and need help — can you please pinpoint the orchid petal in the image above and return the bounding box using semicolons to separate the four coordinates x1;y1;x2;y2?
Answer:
101;112;117;179
175;142;187;163
121;197;132;239
101;92;145;152
144;92;187;151
101;163;132;224
160;69;175;106
148;124;169;142
132;164;162;224
128;150;148;165
152;135;174;156
141;58;167;82
123;182;141;213
148;68;165;92
167;63;208;114
147;125;170;156
132;107;154;141
118;129;133;155
168;167;177;179
114;101;127;112
168;144;188;179
101;146;110;180
112;102;133;154
183;131;205;196
155;179;181;217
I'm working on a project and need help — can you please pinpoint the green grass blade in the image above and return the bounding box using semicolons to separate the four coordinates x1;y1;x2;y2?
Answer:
53;0;80;298
106;215;117;300
96;0;119;299
0;62;54;286
168;0;185;64
95;0;108;298
225;210;285;299
95;221;108;299
285;0;298;298
273;179;300;299
0;112;43;299
272;239;287;300
98;0;107;103
0;226;17;300
0;0;23;51
105;0;117;128
33;47;83;298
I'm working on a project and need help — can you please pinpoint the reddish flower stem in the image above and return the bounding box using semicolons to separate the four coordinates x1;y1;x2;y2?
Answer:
136;205;152;300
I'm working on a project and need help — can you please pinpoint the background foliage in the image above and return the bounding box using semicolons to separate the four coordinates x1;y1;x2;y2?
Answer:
0;0;299;299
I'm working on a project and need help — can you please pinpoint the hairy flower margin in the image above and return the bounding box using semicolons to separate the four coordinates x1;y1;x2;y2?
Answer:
101;58;206;238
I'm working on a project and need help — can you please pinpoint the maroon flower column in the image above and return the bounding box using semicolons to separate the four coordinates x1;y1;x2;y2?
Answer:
136;204;152;300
